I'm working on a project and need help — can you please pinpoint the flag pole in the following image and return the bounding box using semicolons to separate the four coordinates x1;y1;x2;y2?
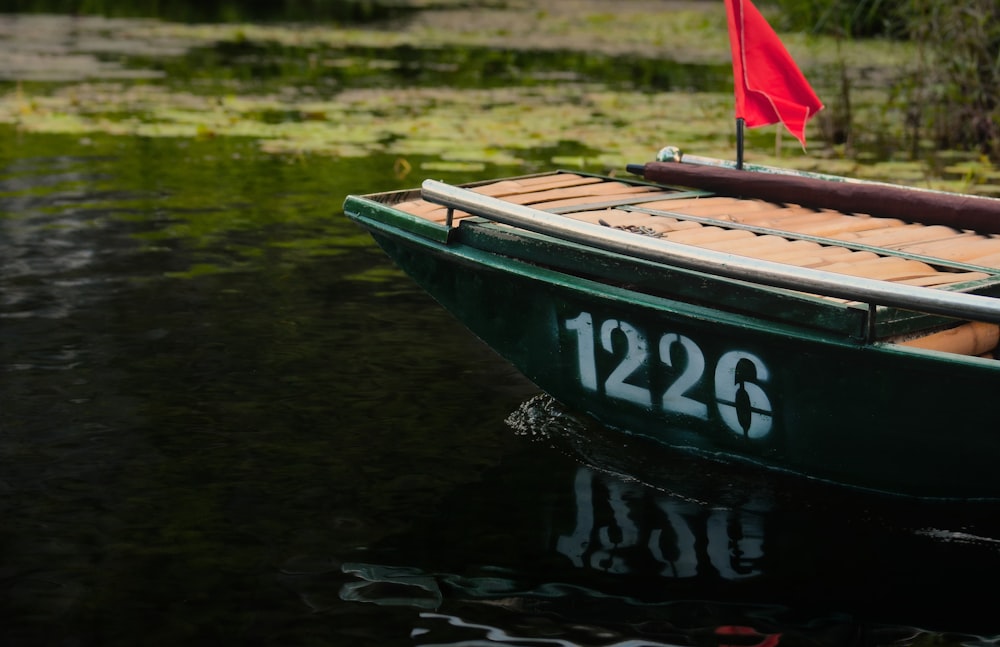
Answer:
736;117;745;170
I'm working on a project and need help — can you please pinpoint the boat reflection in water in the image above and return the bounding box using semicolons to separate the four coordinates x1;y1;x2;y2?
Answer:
327;395;1000;645
556;466;766;581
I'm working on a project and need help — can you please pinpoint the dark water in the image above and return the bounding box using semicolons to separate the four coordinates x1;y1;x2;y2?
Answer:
4;127;1000;646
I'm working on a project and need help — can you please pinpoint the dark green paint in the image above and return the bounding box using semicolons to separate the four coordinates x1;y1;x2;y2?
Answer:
454;219;872;339
346;181;1000;499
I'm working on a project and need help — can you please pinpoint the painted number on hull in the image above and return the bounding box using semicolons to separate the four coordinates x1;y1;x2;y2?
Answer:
565;312;773;438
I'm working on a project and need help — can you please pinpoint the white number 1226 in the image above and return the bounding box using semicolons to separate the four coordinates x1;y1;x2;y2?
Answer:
564;312;773;438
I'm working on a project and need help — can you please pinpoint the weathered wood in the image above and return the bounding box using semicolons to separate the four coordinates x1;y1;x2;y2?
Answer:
501;182;655;206
474;174;603;197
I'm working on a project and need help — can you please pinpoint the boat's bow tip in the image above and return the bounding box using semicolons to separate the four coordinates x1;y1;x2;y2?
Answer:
626;163;648;177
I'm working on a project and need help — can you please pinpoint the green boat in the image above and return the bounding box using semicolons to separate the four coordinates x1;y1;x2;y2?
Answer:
343;151;1000;499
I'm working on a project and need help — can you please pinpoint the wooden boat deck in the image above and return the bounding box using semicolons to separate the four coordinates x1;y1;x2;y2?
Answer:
386;172;1000;357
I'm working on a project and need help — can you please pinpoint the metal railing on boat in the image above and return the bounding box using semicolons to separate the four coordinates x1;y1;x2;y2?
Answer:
421;179;1000;326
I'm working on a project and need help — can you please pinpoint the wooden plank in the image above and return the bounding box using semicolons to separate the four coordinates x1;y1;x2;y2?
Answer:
767;246;874;268
753;211;846;227
788;214;906;237
393;199;441;216
733;205;831;220
564;208;635;224
898;235;1000;261
654;197;777;218
961;251;1000;268
818;256;939;281
737;213;857;237
896;272;991;287
847;224;967;247
515;173;588;187
705;233;801;254
471;180;527;197
423;208;474;223
500;182;656;206
639;195;730;210
664;227;756;245
557;209;705;234
524;188;666;210
612;219;698;234
473;175;604;198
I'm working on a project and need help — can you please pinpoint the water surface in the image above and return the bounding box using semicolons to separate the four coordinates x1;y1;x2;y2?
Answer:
4;125;1000;647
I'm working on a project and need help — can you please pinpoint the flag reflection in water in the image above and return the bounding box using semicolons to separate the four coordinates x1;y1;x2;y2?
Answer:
557;467;766;580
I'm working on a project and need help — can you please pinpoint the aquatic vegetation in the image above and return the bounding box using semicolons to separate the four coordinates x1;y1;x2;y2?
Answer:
0;4;996;194
3;79;734;172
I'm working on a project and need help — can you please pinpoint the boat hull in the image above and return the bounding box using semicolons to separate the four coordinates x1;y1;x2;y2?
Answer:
364;222;1000;500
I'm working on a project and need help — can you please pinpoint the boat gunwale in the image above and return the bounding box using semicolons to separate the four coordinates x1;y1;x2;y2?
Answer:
458;215;995;341
345;191;997;346
420;179;1000;326
345;193;1000;373
454;217;877;340
351;202;883;352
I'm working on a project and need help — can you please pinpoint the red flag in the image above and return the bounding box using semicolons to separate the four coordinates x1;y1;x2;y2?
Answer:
725;0;824;147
